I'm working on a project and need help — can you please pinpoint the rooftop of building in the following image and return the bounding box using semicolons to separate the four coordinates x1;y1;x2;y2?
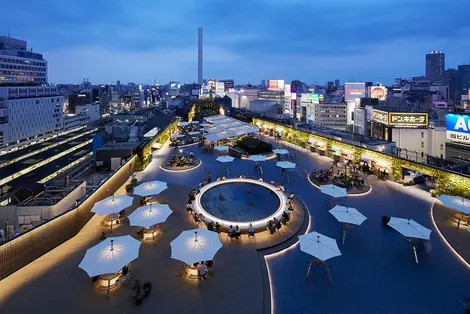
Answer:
297;123;392;146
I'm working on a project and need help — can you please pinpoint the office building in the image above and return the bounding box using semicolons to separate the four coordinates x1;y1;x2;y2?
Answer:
0;36;47;85
458;64;470;95
426;51;445;83
257;89;289;114
314;103;347;130
227;88;259;109
371;108;445;163
335;79;340;88
198;27;203;85
445;69;460;104
0;86;64;145
98;85;110;116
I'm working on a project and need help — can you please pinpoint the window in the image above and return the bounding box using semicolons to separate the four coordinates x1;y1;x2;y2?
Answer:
440;144;444;150
421;132;424;138
421;142;424;148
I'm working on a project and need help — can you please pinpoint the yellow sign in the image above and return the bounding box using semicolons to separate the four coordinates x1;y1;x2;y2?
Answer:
372;109;389;124
389;113;428;126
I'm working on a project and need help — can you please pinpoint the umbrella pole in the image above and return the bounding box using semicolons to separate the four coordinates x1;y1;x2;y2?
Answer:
107;279;110;297
326;264;333;284
226;165;230;176
306;262;313;277
413;245;419;264
342;228;347;245
287;171;290;183
260;165;263;175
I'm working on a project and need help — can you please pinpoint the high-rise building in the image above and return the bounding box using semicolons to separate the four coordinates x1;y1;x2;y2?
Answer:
98;85;110;116
0;37;64;147
198;27;203;85
445;69;460;104
0;36;48;85
334;79;340;88
458;64;470;95
426;51;445;83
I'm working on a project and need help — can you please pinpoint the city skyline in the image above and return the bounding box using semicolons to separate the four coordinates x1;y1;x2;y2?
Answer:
1;0;470;85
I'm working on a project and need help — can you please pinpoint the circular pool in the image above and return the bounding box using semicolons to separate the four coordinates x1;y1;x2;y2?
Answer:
193;178;288;232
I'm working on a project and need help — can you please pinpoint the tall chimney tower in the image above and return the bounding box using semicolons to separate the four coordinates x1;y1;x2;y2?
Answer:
198;27;203;85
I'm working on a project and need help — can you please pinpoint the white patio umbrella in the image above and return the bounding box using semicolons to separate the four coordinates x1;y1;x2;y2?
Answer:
437;195;470;214
91;194;134;216
273;149;289;155
299;231;342;261
329;206;367;244
178;121;190;126
387;217;432;264
133;180;168;197
128;203;173;229
276;161;296;169
188;131;201;136
321;184;348;198
214;145;229;152
170;228;223;265
217;156;234;175
249;155;267;174
216;156;234;163
78;235;142;277
299;231;341;280
249;155;267;162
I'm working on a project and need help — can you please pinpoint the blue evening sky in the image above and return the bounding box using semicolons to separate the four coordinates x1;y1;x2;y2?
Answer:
1;0;469;85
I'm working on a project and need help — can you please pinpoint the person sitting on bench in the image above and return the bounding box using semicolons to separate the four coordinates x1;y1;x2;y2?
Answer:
248;223;255;237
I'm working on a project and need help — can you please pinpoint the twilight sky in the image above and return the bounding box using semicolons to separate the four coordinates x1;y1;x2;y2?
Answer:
2;0;470;85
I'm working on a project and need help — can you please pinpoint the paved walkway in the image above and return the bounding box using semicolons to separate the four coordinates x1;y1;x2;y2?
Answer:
1;132;470;313
432;202;470;265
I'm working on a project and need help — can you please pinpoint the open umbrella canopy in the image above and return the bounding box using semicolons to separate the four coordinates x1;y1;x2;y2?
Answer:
178;121;190;126
91;194;134;216
170;228;223;265
133;180;168;197
214;145;229;152
437;195;470;214
128;203;173;229
299;231;342;262
321;184;348;198
387;217;432;240
172;134;186;139
249;155;267;162
276;161;296;169
329;206;367;225
273;149;289;155
216;156;235;163
78;235;142;277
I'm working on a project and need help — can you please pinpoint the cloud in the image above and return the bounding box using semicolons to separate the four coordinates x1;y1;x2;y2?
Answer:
1;0;469;84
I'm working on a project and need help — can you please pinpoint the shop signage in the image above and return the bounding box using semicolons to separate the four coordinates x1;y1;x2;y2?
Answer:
446;114;470;144
372;109;389;124
388;113;428;126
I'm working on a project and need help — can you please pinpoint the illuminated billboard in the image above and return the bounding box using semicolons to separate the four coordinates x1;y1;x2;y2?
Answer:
446;114;470;144
344;82;366;101
372;109;389;124
370;86;387;100
267;80;285;90
310;93;320;104
373;109;428;127
284;84;291;97
200;85;209;95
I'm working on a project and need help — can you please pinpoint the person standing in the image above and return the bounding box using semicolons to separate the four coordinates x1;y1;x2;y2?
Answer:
207;171;212;183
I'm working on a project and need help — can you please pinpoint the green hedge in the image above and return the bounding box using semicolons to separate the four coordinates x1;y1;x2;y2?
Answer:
135;119;179;171
254;118;470;199
236;136;272;154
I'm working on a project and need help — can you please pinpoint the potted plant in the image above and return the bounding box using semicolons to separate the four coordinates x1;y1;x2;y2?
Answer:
143;281;152;296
